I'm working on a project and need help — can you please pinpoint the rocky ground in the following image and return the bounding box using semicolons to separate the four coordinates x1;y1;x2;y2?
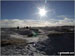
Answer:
1;28;74;56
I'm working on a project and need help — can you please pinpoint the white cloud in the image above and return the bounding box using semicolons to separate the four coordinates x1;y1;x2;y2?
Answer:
0;17;74;28
55;18;74;26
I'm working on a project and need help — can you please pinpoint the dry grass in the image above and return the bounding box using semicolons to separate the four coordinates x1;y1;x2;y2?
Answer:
1;38;27;46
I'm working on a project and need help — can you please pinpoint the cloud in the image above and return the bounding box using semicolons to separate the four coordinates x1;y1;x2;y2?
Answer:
0;17;74;28
55;18;74;26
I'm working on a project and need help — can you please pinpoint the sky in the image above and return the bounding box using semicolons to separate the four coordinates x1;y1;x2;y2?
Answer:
1;0;74;27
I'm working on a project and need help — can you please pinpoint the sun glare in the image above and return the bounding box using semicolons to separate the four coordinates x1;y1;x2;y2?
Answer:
38;8;47;17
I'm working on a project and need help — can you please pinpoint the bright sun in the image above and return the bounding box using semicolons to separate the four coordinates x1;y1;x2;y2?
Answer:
38;8;47;17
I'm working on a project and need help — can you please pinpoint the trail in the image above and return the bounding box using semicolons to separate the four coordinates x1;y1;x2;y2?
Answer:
9;32;48;55
10;29;48;43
